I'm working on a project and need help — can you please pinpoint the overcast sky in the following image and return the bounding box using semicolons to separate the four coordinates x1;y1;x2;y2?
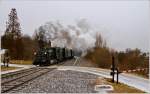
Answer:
0;0;150;52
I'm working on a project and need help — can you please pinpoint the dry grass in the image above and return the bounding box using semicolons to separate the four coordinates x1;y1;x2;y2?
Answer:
105;78;145;93
94;77;145;93
10;60;32;65
1;65;21;71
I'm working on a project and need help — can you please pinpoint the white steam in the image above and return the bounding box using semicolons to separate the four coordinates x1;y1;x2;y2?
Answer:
35;19;101;52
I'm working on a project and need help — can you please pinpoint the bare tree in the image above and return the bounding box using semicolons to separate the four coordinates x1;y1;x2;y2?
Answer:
95;32;103;48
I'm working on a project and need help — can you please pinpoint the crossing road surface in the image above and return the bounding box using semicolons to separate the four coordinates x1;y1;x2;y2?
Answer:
57;66;150;93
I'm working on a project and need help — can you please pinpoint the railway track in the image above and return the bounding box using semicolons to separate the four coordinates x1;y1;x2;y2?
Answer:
1;67;56;93
1;67;39;83
1;67;36;78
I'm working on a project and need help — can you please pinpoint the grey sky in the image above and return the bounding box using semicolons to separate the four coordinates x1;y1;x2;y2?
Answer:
0;0;150;52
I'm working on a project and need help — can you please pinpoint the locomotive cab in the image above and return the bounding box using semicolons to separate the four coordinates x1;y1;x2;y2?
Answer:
47;47;57;64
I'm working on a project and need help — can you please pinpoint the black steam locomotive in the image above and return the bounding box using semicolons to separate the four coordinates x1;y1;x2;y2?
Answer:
33;47;74;66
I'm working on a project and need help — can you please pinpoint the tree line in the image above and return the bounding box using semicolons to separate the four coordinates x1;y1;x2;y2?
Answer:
85;32;149;70
1;8;49;60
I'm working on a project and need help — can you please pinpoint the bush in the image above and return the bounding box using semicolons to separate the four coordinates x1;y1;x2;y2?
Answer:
85;47;112;68
85;48;149;71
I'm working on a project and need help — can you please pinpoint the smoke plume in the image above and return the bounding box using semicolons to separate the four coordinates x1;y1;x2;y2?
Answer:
35;19;104;52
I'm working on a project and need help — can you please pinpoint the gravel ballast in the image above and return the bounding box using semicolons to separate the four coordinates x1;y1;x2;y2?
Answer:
9;69;99;93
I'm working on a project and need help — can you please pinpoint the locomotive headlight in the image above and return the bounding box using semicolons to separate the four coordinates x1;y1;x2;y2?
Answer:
45;52;47;55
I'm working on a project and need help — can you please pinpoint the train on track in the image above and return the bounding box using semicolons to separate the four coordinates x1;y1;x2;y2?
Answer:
33;47;74;66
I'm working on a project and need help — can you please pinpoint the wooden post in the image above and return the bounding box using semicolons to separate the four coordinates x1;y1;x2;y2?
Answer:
112;55;115;83
116;68;119;84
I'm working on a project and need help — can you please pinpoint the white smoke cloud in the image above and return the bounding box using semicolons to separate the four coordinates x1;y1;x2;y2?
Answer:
36;19;101;52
